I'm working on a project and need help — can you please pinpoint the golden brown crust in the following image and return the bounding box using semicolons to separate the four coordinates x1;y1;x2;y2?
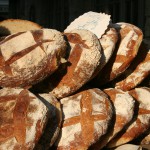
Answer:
0;88;49;150
0;19;42;36
107;87;150;148
35;94;62;150
0;29;67;88
55;88;113;150
115;41;150;91
92;23;143;87
48;29;101;98
91;88;135;149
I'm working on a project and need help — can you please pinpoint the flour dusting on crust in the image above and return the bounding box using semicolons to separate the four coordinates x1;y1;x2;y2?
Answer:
64;11;111;38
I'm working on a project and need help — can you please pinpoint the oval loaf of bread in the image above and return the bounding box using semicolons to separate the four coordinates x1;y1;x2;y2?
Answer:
48;29;101;98
93;23;143;86
115;42;150;91
0;28;67;87
0;88;49;150
55;88;113;150
95;88;135;149
108;87;150;148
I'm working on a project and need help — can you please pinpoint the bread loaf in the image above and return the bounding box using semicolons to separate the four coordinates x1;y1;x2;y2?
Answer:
99;27;118;70
48;29;101;98
107;87;150;148
0;29;67;87
0;88;49;150
91;27;118;80
0;19;42;36
93;23;143;86
55;88;113;150
115;41;150;91
34;93;62;150
91;88;135;149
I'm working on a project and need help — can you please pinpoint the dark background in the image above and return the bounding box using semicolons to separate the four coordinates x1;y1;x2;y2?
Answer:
0;0;150;39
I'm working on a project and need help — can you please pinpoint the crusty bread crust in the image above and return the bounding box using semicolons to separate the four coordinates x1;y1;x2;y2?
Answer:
99;27;118;70
34;93;62;150
91;88;135;149
0;88;49;150
0;19;42;36
115;41;150;91
91;27;118;80
48;29;101;98
93;23;143;86
55;88;113;150
107;87;150;148
0;29;67;88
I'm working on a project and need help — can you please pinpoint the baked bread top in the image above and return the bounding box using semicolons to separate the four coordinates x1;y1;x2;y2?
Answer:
49;29;101;98
0;88;49;150
55;88;113;150
0;28;67;87
0;19;42;36
108;87;150;148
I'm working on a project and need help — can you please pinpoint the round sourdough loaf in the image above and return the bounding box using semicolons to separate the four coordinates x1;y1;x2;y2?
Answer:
54;88;113;150
0;19;42;36
0;28;67;88
93;23;143;86
90;88;135;149
48;29;101;98
0;88;49;150
107;87;150;148
34;93;62;150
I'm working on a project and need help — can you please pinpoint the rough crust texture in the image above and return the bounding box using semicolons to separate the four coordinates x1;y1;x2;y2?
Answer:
0;19;42;36
93;23;143;86
48;29;101;99
0;88;49;150
115;41;150;91
91;88;135;149
34;93;62;150
55;88;113;150
108;87;150;148
99;27;118;70
0;28;67;87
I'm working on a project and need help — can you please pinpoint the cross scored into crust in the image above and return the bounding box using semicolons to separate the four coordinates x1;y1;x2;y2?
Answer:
0;89;35;145
0;30;53;76
56;33;89;88
104;89;129;129
63;90;109;147
124;89;150;139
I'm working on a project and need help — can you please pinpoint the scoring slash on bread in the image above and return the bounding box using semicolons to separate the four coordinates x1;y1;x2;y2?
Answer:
90;88;135;150
107;87;150;148
98;26;118;71
0;88;49;150
65;11;118;78
0;11;149;150
92;22;143;86
54;88;113;150
114;41;150;91
0;19;42;36
47;29;101;99
0;28;67;88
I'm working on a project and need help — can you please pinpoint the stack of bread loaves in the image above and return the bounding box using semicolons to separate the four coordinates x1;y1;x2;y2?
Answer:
0;12;149;150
